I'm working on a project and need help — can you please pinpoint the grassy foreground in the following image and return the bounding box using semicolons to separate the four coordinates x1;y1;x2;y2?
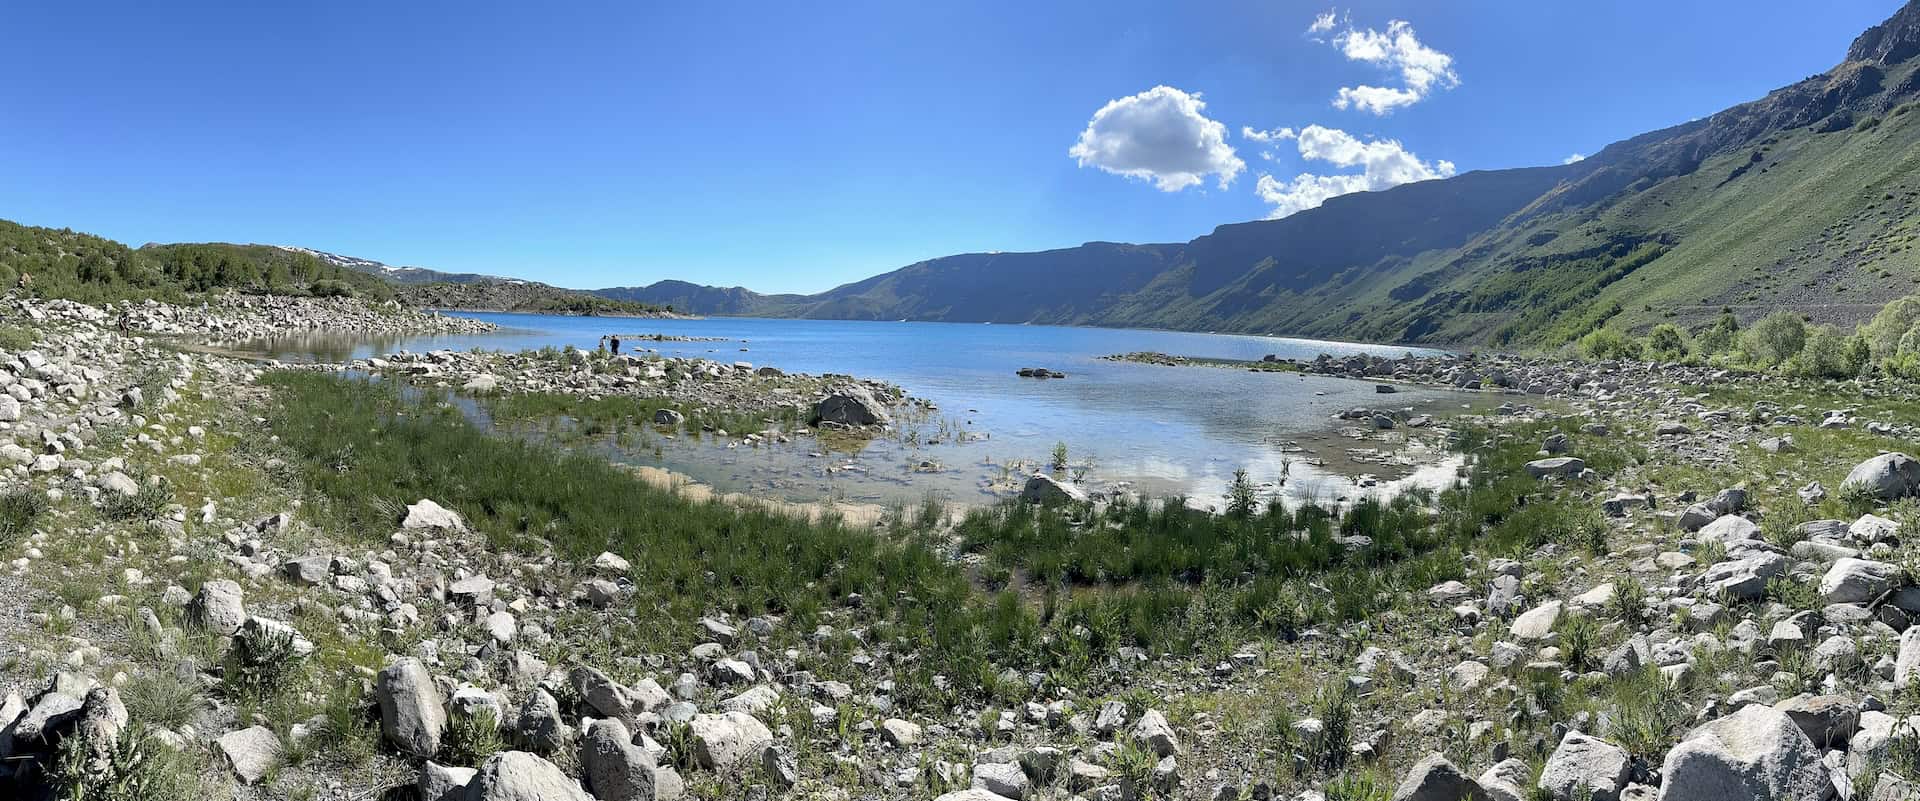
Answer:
260;372;1629;710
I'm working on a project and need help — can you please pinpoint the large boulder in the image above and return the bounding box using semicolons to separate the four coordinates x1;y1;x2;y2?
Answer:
1899;626;1920;688
1698;515;1760;543
377;658;448;757
580;719;656;801
216;726;281;785
687;711;772;770
1509;601;1563;641
1525;457;1585;479
811;387;891;426
1021;473;1088;505
1702;550;1789;600
1817;558;1903;604
420;761;478;801
467;751;592;801
1656;704;1831;801
1538;731;1630;801
972;762;1029;799
1774;694;1861;748
1393;753;1489;801
1840;452;1920;500
188;579;247;636
402;498;466;530
1133;709;1180;757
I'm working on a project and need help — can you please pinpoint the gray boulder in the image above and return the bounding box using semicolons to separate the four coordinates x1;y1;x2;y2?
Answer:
1393;753;1489;801
1656;704;1832;801
811;387;891;426
581;719;657;801
420;761;478;801
216;726;281;785
1817;558;1903;604
188;579;247;636
687;711;772;770
1698;515;1760;543
402;498;466;530
1510;601;1562;641
467;751;592;801
1774;694;1860;748
1020;473;1088;505
1538;731;1630;801
515;688;571;754
1133;709;1180;757
377;657;447;758
1899;626;1920;688
1842;452;1920;500
1525;457;1585;479
1702;551;1788;600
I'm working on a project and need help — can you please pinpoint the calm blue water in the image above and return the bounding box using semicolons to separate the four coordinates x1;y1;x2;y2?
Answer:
242;314;1478;505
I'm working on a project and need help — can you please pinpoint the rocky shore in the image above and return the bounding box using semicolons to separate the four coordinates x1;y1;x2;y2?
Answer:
323;346;916;432
67;293;500;341
5;293;1920;799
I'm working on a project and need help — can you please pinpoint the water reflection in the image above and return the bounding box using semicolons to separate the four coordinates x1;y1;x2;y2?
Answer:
234;314;1488;506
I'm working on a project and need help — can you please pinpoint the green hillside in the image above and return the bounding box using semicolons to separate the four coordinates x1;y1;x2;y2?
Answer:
0;221;396;303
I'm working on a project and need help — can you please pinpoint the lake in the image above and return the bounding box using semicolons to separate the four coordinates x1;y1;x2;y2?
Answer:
237;313;1482;507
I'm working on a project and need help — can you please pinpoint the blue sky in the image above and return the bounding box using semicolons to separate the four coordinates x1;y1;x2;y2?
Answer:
0;1;1902;293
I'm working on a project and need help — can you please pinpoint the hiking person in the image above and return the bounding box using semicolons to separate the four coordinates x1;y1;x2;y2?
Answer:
610;335;621;355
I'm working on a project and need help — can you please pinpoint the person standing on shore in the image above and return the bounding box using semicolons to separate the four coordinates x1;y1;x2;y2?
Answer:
610;335;621;355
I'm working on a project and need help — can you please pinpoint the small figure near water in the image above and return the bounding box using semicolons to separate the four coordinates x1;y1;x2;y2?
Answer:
610;335;622;355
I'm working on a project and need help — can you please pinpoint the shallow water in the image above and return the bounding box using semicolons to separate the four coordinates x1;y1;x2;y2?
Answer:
238;314;1486;506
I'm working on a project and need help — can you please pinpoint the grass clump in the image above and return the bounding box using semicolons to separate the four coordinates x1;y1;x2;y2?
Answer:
223;624;308;702
0;487;49;548
49;725;201;801
121;672;205;731
99;479;174;522
442;708;506;767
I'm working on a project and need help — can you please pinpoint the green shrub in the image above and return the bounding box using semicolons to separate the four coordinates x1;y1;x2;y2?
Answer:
1789;325;1866;378
308;278;356;298
1739;311;1808;367
0;324;36;352
442;708;506;767
1863;296;1920;361
1642;323;1691;361
1695;312;1741;355
1578;327;1642;360
223;624;307;702
50;725;200;801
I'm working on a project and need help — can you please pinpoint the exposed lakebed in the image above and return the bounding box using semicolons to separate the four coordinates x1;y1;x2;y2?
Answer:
234;314;1494;506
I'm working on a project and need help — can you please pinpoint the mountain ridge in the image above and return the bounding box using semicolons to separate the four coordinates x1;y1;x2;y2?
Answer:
583;0;1920;347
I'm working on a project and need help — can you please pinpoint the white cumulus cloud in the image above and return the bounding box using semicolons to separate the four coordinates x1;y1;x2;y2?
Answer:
1253;124;1455;218
1562;153;1586;164
1323;19;1458;114
1240;126;1295;143
1069;85;1245;192
1307;9;1339;36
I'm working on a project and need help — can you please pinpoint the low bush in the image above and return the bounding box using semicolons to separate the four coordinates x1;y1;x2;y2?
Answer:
1577;326;1641;360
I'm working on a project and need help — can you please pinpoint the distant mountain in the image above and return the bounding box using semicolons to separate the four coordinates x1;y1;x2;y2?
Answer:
591;280;799;316
600;0;1920;347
